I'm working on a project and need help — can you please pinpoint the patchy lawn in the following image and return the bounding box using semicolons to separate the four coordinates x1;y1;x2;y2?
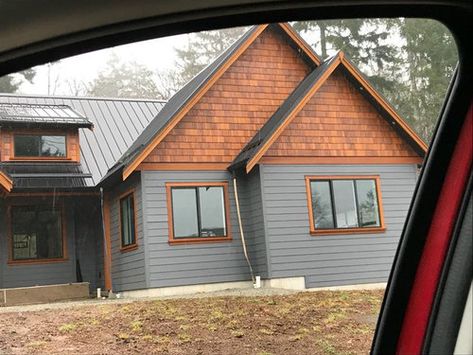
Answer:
0;290;383;354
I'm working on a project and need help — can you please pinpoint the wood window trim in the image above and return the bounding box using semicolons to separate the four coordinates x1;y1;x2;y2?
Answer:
118;189;138;253
11;132;70;161
305;175;386;236
7;201;68;265
166;181;232;245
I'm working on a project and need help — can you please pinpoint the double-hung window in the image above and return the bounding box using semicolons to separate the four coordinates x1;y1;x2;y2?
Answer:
306;176;385;235
119;191;137;251
166;182;231;244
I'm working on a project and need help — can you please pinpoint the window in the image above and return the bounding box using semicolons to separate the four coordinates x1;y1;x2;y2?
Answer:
10;205;65;262
166;182;231;244
119;191;137;251
306;176;385;235
14;134;66;158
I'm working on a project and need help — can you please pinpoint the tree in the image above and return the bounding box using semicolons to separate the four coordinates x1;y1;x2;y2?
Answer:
0;68;36;93
174;27;247;85
293;19;403;93
395;19;457;141
87;53;165;99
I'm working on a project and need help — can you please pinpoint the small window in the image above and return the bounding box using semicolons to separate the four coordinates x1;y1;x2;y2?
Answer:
166;182;231;244
10;205;64;262
119;192;137;250
14;134;66;158
306;176;384;235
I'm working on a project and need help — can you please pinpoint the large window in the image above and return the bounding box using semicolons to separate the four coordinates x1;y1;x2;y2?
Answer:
10;205;64;262
14;134;66;158
166;182;231;244
306;176;384;235
119;191;137;251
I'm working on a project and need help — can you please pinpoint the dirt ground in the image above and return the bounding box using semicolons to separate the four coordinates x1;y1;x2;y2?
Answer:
0;289;384;355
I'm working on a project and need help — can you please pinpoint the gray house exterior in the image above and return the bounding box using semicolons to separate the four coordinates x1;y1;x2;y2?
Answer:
0;23;426;296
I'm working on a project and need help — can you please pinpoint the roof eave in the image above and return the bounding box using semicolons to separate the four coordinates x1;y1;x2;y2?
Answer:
0;121;94;129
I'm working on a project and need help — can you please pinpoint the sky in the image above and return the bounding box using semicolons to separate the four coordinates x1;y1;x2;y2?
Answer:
19;33;189;96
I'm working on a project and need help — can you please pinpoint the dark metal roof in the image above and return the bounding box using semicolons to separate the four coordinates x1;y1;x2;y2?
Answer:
0;162;92;189
0;95;166;186
228;54;339;171
0;102;93;128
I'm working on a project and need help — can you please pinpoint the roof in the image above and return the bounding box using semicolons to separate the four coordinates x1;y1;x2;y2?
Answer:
229;51;428;173
229;54;340;172
0;162;92;190
0;94;166;186
115;23;321;181
0;103;93;128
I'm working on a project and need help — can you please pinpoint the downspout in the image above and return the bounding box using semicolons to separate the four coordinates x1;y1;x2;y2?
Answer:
232;175;257;286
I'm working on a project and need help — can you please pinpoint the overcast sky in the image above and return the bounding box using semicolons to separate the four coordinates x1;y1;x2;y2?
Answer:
19;33;189;95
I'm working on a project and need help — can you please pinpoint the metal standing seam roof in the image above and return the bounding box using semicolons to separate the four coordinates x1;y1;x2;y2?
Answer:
0;94;166;186
0;162;92;189
228;54;340;171
0;102;93;128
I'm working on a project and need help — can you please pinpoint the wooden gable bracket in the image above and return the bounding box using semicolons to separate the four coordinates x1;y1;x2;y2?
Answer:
244;51;428;173
0;170;13;194
122;23;321;180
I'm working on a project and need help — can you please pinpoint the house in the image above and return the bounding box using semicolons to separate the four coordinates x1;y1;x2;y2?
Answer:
0;23;426;297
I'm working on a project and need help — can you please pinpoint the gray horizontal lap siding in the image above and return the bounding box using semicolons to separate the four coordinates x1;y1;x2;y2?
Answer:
236;167;268;278
142;171;252;288
261;164;417;288
109;174;147;291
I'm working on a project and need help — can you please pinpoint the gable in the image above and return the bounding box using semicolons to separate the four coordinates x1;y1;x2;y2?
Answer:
263;68;421;160
140;27;313;166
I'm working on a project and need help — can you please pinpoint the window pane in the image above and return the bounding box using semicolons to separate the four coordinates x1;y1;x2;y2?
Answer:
198;186;226;237
171;188;199;238
356;180;381;227
11;206;62;260
41;136;66;157
310;181;335;229
14;135;40;156
333;180;359;228
120;195;135;246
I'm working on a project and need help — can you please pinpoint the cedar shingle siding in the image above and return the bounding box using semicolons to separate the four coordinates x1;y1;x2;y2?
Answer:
143;29;311;164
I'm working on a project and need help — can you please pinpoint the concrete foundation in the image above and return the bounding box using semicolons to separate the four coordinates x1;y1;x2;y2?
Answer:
120;278;386;298
1;282;90;307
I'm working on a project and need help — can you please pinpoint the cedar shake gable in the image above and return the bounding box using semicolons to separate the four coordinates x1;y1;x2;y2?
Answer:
115;23;321;181
230;51;427;173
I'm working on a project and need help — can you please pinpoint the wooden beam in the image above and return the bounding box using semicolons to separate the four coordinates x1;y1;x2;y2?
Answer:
137;162;229;171
260;156;424;165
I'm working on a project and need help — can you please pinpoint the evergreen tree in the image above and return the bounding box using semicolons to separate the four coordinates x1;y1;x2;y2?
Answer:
395;18;457;141
293;19;403;94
